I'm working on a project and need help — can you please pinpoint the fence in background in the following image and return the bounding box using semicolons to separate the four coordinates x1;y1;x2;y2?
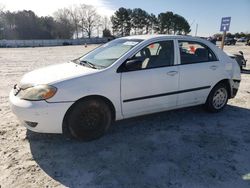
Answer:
0;38;109;48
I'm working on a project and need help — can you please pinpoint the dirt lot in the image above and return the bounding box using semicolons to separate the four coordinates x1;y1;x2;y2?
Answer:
0;43;250;188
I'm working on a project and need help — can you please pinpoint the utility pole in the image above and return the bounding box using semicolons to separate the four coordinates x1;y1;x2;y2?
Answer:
195;24;198;37
221;31;226;50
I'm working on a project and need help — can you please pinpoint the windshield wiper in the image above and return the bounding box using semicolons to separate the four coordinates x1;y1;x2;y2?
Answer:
79;60;98;69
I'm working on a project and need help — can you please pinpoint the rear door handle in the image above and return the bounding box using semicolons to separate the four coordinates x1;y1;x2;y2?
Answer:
167;71;178;76
210;65;218;70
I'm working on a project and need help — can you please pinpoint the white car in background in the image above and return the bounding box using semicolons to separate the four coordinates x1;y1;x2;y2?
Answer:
9;35;241;141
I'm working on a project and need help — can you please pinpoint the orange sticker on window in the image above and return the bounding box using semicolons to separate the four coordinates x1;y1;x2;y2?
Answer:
190;46;195;53
149;44;154;48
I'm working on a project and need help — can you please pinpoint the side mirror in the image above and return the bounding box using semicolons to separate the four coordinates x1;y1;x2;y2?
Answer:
125;59;143;71
117;58;143;72
239;51;243;55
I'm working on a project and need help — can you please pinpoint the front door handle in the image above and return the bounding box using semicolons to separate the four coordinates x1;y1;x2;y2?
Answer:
167;71;178;76
210;65;218;70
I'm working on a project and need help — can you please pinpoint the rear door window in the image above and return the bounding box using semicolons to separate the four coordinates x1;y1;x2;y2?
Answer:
178;41;218;64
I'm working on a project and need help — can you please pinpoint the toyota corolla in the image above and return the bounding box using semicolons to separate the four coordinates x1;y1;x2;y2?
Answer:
9;35;241;141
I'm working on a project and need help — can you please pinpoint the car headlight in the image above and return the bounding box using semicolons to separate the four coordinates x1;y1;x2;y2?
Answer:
18;85;57;101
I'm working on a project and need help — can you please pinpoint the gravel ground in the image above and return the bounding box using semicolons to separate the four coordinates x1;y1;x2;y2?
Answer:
0;43;250;188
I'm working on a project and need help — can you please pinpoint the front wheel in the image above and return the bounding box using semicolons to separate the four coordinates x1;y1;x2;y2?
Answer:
66;98;112;141
205;83;229;112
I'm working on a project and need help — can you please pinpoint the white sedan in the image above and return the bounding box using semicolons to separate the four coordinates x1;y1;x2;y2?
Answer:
9;35;241;141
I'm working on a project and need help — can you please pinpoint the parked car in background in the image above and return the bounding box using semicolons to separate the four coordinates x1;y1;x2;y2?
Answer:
224;37;236;45
246;39;250;46
237;37;247;42
207;36;217;45
228;51;247;70
9;35;241;141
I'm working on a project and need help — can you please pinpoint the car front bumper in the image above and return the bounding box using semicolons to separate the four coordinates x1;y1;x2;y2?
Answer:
9;89;73;134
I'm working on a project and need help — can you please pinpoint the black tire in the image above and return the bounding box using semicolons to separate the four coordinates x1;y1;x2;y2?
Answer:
205;83;229;113
66;98;112;141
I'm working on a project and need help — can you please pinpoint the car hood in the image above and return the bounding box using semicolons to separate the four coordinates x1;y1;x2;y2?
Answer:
20;62;98;87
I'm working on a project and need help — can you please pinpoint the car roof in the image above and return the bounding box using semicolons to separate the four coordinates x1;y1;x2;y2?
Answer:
122;34;202;41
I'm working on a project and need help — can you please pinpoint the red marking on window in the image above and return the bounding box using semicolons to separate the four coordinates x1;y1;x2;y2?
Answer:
190;46;195;53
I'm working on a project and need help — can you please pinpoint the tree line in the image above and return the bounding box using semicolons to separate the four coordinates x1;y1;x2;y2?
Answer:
0;4;105;39
214;32;250;40
0;4;191;40
111;8;190;36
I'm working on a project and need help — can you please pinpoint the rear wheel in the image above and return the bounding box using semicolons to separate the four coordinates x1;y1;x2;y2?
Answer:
205;83;229;112
66;98;112;141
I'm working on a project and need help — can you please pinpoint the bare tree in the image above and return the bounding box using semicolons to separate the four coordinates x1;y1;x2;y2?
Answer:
0;3;5;13
67;5;80;39
54;8;71;23
100;16;112;37
54;4;103;38
54;8;74;39
78;4;100;38
101;16;111;30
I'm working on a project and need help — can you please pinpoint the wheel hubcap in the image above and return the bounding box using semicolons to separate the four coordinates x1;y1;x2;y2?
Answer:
212;88;228;109
80;108;102;130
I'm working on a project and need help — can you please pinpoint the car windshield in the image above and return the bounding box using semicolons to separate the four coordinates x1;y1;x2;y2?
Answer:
75;38;143;69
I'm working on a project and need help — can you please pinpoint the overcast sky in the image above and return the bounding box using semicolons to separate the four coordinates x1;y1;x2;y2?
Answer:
1;0;250;37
